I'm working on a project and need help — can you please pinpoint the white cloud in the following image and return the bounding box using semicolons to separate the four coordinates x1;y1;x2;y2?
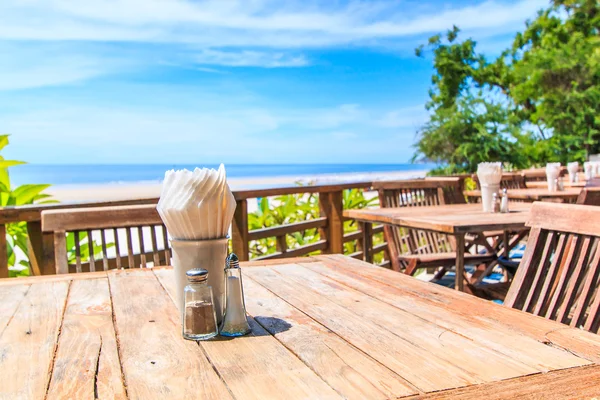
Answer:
0;0;548;89
378;106;429;129
194;49;308;68
1;99;423;163
0;0;547;47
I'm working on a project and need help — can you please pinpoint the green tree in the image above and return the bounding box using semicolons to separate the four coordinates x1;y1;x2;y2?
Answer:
414;0;600;172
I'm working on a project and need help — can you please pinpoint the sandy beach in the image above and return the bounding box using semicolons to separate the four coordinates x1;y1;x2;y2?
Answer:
47;169;429;203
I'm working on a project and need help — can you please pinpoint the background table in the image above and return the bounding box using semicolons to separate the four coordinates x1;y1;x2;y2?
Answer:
2;254;600;399
525;180;587;188
345;203;532;291
464;187;581;203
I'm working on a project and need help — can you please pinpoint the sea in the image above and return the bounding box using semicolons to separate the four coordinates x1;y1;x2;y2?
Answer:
10;164;435;186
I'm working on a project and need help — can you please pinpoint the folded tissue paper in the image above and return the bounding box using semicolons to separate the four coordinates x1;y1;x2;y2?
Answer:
477;162;502;212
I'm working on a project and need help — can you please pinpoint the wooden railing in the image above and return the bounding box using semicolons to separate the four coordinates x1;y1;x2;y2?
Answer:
0;182;390;277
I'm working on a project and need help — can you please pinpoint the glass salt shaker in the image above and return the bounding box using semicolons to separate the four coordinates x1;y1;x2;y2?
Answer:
183;268;219;341
557;176;565;191
220;253;251;337
500;188;509;213
492;192;501;213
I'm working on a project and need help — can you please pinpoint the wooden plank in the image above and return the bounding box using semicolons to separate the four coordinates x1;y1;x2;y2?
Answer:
454;233;465;291
0;197;160;225
319;191;344;254
464;188;581;202
344;203;531;234
74;230;82;273
407;364;600;399
245;266;490;393
318;254;600;363
301;259;587;372
242;276;418;400
0;283;29;333
26;221;44;275
46;279;126;400
526;202;600;236
233;181;372;200
373;178;460;190
0;223;7;278
0;270;108;286
248;217;327;241
153;268;343;400
108;268;232;400
100;229;109;271
0;281;70;399
240;256;320;267
253;240;327;261
360;222;373;263
201;318;342;400
87;229;96;272
42;204;162;232
265;264;551;380
232;199;249;261
41;231;56;275
150;226;160;266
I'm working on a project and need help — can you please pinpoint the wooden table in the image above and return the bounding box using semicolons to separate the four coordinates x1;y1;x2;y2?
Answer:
464;187;582;202
344;203;532;291
2;255;600;399
525;180;587;188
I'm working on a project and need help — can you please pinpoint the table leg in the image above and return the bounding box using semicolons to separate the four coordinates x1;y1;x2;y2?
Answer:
455;233;466;291
361;222;373;264
503;230;510;258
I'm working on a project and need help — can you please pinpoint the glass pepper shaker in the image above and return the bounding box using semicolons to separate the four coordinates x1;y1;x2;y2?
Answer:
183;268;218;341
492;192;501;213
220;253;251;337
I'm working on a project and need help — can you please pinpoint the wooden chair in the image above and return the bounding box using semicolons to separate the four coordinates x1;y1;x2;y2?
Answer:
521;167;568;184
504;202;600;334
42;205;170;274
374;179;494;275
577;187;600;206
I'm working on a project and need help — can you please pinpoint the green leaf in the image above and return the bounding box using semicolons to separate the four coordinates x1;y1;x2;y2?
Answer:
0;135;9;152
11;184;51;205
0;160;26;169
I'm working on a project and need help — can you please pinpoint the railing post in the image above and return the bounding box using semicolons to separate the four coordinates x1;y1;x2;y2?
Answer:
232;199;249;261
360;222;373;263
0;224;7;278
319;190;344;254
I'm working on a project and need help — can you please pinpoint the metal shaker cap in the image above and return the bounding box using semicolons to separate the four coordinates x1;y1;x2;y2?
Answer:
186;268;208;282
226;253;240;269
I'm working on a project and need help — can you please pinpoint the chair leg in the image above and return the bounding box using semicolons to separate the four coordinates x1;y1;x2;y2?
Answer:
405;259;419;276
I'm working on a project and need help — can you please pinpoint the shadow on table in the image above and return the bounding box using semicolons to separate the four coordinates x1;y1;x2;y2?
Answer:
252;316;293;334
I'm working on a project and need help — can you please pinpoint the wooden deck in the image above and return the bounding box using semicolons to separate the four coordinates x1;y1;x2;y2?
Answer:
1;254;600;399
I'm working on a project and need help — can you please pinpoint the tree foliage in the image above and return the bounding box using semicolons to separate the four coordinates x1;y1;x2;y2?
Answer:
414;0;600;174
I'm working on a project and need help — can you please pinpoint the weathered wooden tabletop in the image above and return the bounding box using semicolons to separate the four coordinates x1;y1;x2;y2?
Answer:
343;202;532;234
2;254;600;400
464;187;582;202
525;180;587;188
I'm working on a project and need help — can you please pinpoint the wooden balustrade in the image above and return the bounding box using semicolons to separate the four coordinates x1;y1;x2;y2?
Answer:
0;181;390;277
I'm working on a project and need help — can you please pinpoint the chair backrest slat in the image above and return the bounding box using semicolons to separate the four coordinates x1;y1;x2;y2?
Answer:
100;229;109;271
42;205;169;274
504;202;600;333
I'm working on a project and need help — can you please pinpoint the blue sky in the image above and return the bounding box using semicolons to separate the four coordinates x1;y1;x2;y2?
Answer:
0;0;548;164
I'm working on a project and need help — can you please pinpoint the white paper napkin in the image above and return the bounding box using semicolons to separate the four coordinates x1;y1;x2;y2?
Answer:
157;164;236;240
